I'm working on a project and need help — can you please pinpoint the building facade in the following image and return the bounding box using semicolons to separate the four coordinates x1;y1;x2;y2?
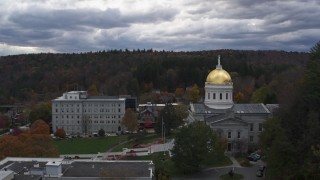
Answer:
52;91;126;135
188;56;271;153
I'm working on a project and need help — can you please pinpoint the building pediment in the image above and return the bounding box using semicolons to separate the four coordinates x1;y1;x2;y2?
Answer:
208;117;248;127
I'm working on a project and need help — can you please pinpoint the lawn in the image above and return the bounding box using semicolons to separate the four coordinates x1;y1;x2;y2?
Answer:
53;136;128;154
202;153;233;167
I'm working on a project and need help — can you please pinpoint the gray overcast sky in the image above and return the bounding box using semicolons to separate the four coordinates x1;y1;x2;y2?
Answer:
1;0;320;56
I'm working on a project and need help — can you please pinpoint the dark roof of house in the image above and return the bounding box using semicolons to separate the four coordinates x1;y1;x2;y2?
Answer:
62;161;152;178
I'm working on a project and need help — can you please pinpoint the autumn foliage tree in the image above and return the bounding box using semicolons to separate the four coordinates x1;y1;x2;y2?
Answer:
88;83;99;96
0;113;9;129
186;84;200;103
121;108;139;132
55;128;66;138
175;87;185;98
30;119;50;134
0;120;58;159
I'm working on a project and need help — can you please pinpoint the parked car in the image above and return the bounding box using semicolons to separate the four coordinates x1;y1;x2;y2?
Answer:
247;155;257;161
256;169;263;177
247;153;261;161
256;165;266;177
259;165;266;172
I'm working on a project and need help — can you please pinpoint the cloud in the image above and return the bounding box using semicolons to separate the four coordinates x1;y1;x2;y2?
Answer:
0;0;320;56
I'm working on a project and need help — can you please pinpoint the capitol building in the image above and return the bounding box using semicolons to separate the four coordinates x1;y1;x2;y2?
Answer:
188;56;273;153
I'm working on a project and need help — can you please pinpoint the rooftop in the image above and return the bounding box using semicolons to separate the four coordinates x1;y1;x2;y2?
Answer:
0;157;153;179
191;103;270;114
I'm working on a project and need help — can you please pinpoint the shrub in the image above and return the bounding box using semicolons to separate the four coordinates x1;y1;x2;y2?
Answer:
98;129;105;137
55;128;66;138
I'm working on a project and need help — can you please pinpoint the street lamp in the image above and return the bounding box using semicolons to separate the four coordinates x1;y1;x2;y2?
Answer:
162;117;166;156
162;117;165;143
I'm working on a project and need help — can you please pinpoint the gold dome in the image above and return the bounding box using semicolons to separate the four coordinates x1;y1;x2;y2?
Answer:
206;69;232;84
206;56;232;84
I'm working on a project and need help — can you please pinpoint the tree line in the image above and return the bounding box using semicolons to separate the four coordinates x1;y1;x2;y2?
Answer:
0;50;308;106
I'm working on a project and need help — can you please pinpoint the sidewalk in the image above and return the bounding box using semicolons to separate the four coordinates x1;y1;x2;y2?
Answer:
228;156;241;168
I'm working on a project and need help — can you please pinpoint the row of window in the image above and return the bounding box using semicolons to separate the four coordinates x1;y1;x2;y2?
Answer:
55;103;122;107
56;120;121;124
227;131;242;139
249;123;263;132
207;92;231;100
226;133;255;143
56;108;121;113
55;115;121;119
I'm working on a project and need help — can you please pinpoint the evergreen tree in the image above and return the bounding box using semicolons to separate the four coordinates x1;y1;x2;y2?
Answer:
261;41;320;179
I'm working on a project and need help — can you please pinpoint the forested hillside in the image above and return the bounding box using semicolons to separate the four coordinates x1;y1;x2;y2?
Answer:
0;49;308;105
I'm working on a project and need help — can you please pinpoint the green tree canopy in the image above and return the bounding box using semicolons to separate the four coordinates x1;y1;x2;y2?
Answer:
250;84;275;103
28;103;52;124
171;121;220;173
260;41;320;179
155;104;183;135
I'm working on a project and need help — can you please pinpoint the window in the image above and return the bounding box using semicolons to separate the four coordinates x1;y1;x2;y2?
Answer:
250;123;254;131
228;131;232;139
226;93;228;99
207;93;210;99
213;93;216;99
237;131;241;138
259;123;263;131
220;93;222;100
118;109;121;112
250;136;254;142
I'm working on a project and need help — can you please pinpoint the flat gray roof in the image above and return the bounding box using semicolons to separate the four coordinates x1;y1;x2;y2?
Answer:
192;103;270;114
63;161;152;178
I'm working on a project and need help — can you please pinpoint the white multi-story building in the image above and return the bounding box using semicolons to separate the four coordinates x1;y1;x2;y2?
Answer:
52;91;125;135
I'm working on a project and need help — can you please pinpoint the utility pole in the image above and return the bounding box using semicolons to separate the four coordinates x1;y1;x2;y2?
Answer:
162;117;164;143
